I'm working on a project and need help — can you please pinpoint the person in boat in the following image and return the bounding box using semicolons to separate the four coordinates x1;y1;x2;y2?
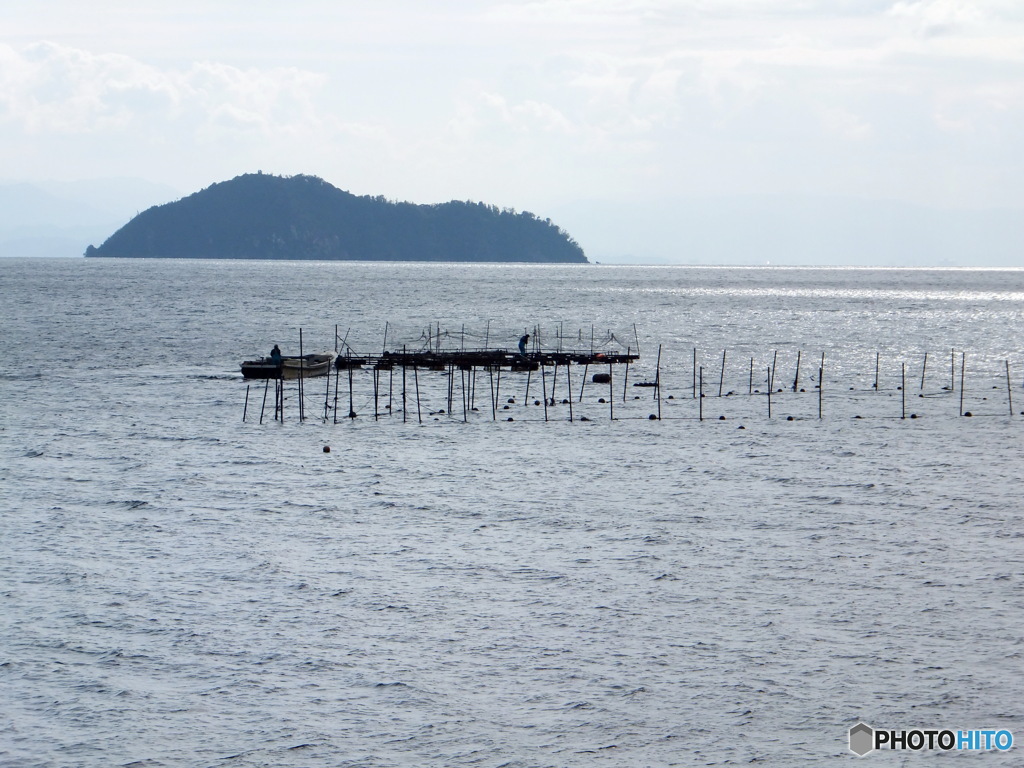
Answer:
518;333;530;357
269;344;283;367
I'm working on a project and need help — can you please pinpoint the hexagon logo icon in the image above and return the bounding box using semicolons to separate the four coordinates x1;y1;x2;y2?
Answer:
849;722;874;756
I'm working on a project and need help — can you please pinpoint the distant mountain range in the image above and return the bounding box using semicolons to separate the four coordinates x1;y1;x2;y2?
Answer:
85;173;589;263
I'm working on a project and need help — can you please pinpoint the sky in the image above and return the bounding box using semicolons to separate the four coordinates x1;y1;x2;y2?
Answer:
2;0;1023;264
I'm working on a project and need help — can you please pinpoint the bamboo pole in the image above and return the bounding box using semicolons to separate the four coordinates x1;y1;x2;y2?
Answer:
767;367;772;419
692;348;697;399
1007;360;1015;417
298;328;305;422
402;346;407;424
792;350;801;392
565;363;573;422
718;349;726;397
698;366;703;421
243;385;250;422
920;351;928;391
348;362;355;419
608;362;614;420
259;377;269;424
901;362;906;419
656;344;663;420
873;351;879;393
959;352;966;415
623;347;630;401
414;364;422;424
541;361;549;422
749;357;754;395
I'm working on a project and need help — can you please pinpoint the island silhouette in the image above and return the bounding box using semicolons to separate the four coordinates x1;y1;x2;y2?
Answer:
85;173;588;263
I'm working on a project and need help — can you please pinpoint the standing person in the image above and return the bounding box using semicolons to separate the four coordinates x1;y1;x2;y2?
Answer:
270;344;283;366
518;333;530;357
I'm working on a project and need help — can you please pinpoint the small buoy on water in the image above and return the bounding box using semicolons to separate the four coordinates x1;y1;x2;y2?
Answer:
598;398;606;403
667;395;674;400
738;425;745;430
506;417;514;422
323;446;331;453
534;400;541;406
562;398;569;404
593;373;611;384
349;411;357;418
910;413;918;419
855;415;862;419
503;405;510;410
580;416;590;422
507;398;515;403
649;414;658;420
800;388;805;393
786;415;794;421
964;411;973;417
719;415;726;420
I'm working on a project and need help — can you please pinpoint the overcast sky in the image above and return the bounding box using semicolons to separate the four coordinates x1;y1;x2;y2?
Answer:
3;1;1023;263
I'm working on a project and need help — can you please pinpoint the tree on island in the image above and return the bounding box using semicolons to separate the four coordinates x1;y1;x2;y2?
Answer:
86;173;588;263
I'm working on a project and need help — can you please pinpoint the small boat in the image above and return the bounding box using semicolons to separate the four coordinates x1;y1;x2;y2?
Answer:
241;353;335;380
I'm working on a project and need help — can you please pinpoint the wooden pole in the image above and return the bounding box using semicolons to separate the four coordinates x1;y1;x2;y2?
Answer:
495;368;502;413
792;350;801;392
920;351;928;391
243;385;250;422
578;364;587;402
373;368;379;421
749;357;754;395
959;352;966;415
633;323;641;356
550;363;558;405
767;367;772;419
951;348;955;391
402;346;407;423
874;351;879;392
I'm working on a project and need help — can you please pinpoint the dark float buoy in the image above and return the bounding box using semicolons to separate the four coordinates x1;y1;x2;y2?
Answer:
507;398;515;403
598;398;606;403
323;446;331;453
580;416;590;422
503;405;510;410
667;395;674;400
910;413;918;419
648;413;658;420
592;372;611;384
738;425;745;429
534;400;540;406
786;415;794;421
506;417;514;422
719;415;726;420
963;411;973;417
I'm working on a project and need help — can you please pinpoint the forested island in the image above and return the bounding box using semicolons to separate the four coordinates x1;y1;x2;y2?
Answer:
85;173;588;263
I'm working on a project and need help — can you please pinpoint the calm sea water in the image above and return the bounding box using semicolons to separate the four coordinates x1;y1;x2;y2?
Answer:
2;258;1023;767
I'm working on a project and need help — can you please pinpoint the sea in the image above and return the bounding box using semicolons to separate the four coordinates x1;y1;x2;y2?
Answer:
2;258;1023;767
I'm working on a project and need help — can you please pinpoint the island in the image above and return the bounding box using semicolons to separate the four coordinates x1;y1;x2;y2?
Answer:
85;173;588;263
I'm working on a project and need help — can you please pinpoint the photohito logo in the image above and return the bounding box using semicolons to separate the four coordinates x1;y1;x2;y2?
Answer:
848;722;1014;756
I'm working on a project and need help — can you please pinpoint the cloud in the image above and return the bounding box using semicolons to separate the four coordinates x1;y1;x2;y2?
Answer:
0;41;327;138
